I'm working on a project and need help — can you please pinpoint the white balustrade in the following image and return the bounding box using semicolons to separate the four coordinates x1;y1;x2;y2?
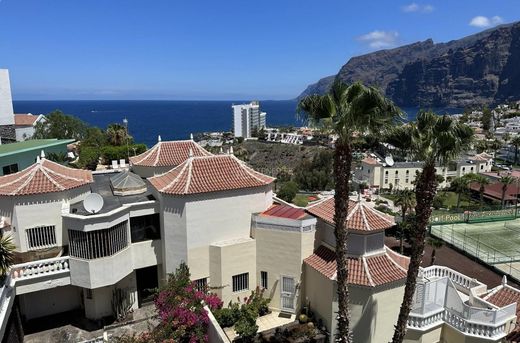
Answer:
10;256;70;281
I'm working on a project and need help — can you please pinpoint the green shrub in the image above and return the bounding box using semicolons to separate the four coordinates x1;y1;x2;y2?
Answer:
214;303;240;328
78;147;100;171
277;181;299;203
101;144;147;163
234;307;258;341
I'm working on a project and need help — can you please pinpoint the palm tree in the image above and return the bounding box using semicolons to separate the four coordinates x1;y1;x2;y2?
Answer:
0;235;15;281
427;237;443;266
106;123;132;146
394;189;416;254
470;174;490;209
450;176;471;210
298;80;401;342
510;136;520;165
386;111;473;343
500;175;516;209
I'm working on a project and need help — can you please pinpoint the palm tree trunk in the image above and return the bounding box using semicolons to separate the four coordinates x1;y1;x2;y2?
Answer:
502;187;506;209
430;249;436;266
391;162;438;343
400;207;406;254
333;140;353;343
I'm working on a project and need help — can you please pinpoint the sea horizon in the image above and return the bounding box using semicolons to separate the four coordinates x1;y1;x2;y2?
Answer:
13;99;462;147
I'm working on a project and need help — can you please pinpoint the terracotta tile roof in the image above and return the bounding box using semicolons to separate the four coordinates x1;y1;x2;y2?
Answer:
261;205;307;220
304;245;408;287
306;197;395;232
129;140;212;167
14;114;40;126
485;286;520;342
149;154;274;195
469;182;518;201
0;158;93;196
362;157;380;165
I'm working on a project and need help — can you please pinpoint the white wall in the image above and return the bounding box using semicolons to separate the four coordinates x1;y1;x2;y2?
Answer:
15;126;35;141
0;70;14;126
19;285;81;320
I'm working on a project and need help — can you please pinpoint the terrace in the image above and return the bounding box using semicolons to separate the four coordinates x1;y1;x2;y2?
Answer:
407;265;517;340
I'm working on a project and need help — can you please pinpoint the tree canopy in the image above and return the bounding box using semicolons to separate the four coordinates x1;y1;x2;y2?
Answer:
34;110;88;140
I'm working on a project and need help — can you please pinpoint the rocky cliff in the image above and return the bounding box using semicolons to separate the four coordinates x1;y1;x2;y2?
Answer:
299;22;520;107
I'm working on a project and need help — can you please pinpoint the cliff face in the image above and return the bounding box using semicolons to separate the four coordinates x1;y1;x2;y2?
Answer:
299;22;520;107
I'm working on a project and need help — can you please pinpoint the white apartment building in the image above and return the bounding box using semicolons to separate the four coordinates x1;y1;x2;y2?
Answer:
357;153;494;191
232;101;266;138
0;70;15;144
0;140;518;343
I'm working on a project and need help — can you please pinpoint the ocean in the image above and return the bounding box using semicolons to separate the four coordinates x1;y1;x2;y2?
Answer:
12;100;461;147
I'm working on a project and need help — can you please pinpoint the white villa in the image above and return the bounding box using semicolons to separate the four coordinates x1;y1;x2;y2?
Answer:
356;152;494;191
0;138;518;343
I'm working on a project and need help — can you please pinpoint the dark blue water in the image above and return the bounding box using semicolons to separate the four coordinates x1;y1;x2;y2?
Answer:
12;100;461;147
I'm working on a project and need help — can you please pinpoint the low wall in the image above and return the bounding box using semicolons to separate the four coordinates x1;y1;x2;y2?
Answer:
205;305;230;343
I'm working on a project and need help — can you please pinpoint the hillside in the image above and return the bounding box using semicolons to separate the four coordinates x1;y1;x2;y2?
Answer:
299;22;520;107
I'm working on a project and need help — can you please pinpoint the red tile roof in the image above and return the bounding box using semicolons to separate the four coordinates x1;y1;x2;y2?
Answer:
304;245;408;287
0;159;93;196
306;197;395;232
149;154;274;195
485;286;520;342
469;182;519;201
129;140;212;167
362;157;380;165
261;205;307;220
14;114;40;126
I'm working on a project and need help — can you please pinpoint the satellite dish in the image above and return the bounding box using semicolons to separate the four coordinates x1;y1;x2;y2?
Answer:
83;193;104;214
385;155;395;167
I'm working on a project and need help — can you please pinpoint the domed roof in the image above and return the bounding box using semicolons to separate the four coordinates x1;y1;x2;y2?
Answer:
0;158;92;196
110;170;147;196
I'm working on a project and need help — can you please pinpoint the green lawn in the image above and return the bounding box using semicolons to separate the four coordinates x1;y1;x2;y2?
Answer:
292;194;310;207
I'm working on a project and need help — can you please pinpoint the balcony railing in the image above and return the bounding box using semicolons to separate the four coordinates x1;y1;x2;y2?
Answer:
10;256;70;281
409;266;517;340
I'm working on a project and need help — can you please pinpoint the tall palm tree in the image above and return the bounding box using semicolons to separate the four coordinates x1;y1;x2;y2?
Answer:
298;80;401;342
394;189;416;254
500;175;516;209
451;176;471;210
510;136;520;165
470;174;490;209
386;111;473;343
0;235;15;280
426;237;443;266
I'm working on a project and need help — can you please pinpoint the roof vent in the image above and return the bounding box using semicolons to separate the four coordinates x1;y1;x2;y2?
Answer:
110;170;147;196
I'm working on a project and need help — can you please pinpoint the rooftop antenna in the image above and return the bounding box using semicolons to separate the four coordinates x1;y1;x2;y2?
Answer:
158;135;162;142
40;150;45;158
190;133;194;140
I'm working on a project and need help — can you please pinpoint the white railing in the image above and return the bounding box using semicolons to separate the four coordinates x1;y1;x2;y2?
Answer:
409;267;517;339
421;266;481;290
10;256;70;281
0;256;71;338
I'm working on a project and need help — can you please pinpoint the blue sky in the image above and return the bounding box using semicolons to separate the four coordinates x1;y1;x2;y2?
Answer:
0;0;518;100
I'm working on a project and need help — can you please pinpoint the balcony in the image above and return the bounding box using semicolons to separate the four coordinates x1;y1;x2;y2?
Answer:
407;266;516;340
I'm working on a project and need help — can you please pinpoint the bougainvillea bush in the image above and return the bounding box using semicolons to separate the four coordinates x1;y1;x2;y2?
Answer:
115;263;222;343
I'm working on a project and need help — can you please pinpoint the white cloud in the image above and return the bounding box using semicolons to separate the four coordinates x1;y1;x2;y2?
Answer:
402;3;434;13
358;30;399;49
469;15;504;28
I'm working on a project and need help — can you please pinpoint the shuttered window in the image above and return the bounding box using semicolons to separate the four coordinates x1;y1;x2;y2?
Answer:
26;226;57;250
232;273;249;292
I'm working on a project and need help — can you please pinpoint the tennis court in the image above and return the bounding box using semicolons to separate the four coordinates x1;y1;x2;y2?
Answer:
431;219;520;264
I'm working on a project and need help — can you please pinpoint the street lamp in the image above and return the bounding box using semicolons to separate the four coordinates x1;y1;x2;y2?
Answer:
123;117;129;162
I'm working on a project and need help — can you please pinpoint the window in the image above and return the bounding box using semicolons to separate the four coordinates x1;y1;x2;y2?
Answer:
26;226;57;250
406;170;409;174
2;163;18;175
69;221;128;259
405;178;409;183
395;170;398;175
481;165;484;170
261;271;268;289
367;169;370;174
471;167;474;171
232;273;249;292
385;171;388;175
130;214;161;242
385;179;388;184
462;167;466;171
195;278;208;292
